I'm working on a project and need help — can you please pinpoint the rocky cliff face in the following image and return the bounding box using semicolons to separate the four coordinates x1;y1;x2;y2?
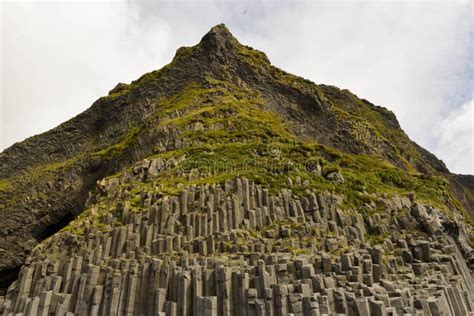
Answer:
0;24;472;315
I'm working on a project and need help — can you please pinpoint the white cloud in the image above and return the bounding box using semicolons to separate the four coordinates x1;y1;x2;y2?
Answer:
435;99;474;174
1;1;472;174
1;1;173;149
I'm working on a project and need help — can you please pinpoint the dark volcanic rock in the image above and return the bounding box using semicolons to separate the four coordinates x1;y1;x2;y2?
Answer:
0;24;472;315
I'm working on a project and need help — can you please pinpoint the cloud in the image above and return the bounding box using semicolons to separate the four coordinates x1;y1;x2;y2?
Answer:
1;1;173;150
1;1;472;174
435;99;473;174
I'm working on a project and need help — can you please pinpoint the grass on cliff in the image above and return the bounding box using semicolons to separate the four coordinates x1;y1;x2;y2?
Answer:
319;85;446;174
0;160;87;216
129;80;454;213
62;78;465;235
93;127;142;160
0;179;12;192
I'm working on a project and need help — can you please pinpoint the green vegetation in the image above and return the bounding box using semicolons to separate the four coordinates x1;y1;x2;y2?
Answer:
365;232;389;245
94;127;142;160
40;159;77;173
0;179;12;192
100;80;457;214
0;156;79;206
155;82;213;118
319;85;445;174
63;201;114;235
61;75;469;236
55;34;471;236
236;44;270;67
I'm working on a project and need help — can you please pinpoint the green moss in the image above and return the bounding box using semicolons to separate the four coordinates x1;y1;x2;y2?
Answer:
143;81;457;211
318;85;443;174
0;179;12;192
62;198;117;235
237;44;270;66
63;78;467;235
365;232;389;245
40;159;76;173
93;127;142;160
156;83;215;117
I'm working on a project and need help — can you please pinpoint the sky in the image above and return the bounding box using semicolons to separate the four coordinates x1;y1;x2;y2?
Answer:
1;0;473;174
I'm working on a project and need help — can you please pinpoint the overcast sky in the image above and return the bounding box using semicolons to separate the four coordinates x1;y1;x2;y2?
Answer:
1;1;473;174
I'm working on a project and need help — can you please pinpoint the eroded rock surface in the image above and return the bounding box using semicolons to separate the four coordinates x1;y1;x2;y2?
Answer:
1;24;473;316
1;167;473;315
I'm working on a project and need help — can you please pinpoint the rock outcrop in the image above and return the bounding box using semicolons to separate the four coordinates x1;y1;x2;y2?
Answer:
2;170;473;315
0;24;473;315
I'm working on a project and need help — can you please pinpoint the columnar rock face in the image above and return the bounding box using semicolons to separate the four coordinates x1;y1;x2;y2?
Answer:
1;24;473;316
1;169;473;315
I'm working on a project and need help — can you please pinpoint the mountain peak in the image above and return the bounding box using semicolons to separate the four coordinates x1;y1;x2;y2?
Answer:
170;23;270;73
200;24;235;45
206;23;234;39
197;23;239;55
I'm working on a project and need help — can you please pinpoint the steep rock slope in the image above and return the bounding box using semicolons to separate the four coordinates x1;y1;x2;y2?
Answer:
0;24;473;315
